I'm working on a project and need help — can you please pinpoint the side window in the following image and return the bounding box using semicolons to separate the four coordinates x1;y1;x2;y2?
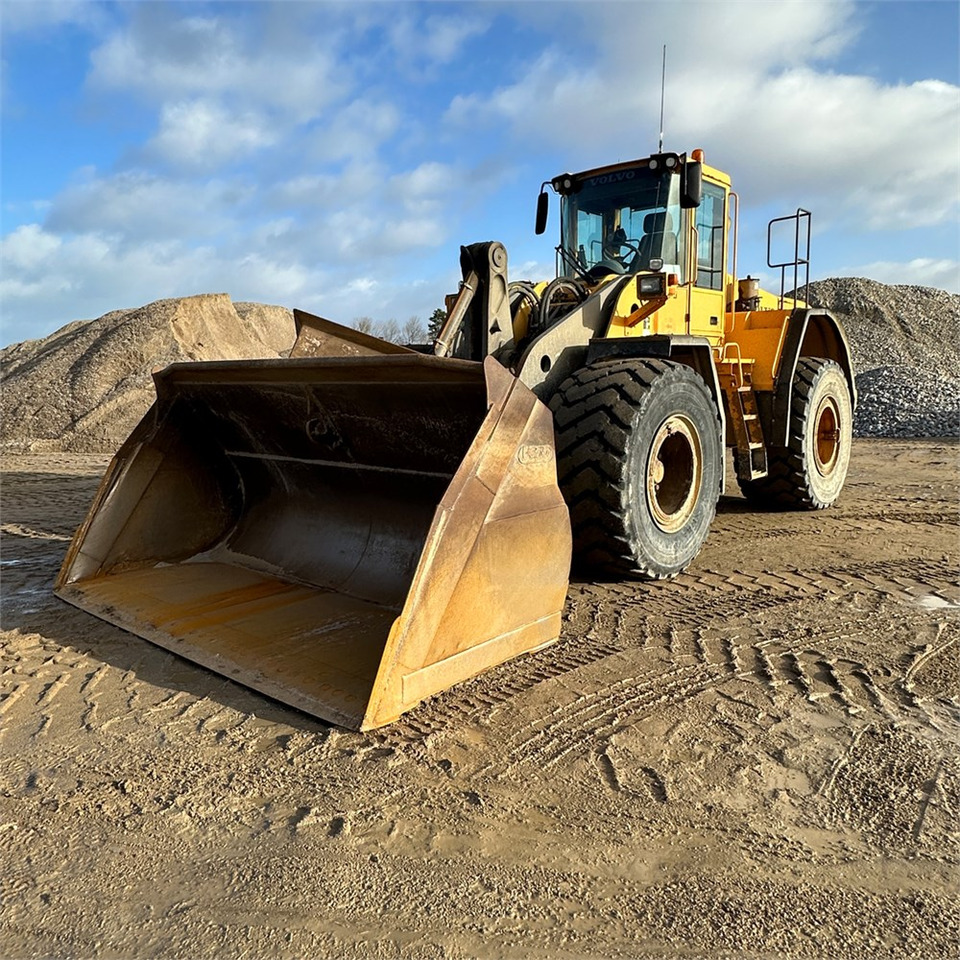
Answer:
695;183;725;290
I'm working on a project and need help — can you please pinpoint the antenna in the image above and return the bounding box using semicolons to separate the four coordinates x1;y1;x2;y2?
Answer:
658;45;666;152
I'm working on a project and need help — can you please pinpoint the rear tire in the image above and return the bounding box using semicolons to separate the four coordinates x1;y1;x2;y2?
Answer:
550;359;722;579
739;357;852;509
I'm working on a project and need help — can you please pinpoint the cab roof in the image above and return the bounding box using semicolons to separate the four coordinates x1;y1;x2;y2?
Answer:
562;151;731;188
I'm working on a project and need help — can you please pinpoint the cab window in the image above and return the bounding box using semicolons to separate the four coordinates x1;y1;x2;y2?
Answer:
695;182;725;290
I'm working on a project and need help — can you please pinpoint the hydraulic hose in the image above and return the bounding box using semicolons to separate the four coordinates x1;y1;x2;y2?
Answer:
536;278;588;336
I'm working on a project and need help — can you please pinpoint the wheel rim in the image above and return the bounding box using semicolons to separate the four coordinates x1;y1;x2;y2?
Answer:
814;395;842;477
645;415;703;533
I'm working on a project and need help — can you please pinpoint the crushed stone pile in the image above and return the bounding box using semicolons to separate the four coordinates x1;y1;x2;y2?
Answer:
1;294;294;453
805;278;959;438
1;279;956;453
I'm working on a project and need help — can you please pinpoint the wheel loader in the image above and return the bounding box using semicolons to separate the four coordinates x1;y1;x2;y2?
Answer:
56;148;855;730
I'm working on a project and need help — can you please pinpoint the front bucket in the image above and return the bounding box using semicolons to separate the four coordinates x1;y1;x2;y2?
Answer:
55;354;571;729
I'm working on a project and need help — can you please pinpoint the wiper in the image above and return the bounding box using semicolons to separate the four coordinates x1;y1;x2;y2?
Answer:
555;244;590;280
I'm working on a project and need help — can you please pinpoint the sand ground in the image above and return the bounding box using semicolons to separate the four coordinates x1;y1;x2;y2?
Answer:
1;439;958;959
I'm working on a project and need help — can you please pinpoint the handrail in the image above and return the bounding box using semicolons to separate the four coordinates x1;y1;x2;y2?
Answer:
727;190;739;335
767;208;811;309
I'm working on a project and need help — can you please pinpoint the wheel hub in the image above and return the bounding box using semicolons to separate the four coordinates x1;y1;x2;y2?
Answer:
814;396;842;477
646;415;704;533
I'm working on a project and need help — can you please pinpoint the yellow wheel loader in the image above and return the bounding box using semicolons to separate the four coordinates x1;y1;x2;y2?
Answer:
56;149;855;729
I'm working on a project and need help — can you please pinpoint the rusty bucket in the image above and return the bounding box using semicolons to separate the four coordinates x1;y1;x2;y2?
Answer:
56;351;571;729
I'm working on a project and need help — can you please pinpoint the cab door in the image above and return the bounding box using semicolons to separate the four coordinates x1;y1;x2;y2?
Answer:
687;180;727;343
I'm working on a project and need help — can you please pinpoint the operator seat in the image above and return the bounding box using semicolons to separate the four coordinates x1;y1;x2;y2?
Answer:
637;212;678;268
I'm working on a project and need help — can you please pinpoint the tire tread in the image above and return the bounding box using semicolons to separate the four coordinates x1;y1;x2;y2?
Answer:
550;358;721;580
739;358;850;510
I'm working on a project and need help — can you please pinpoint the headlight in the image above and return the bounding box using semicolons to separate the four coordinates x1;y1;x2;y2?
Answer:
638;274;665;296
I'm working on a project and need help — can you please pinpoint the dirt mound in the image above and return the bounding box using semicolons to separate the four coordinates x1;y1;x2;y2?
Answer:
2;278;955;452
804;278;960;437
1;295;295;453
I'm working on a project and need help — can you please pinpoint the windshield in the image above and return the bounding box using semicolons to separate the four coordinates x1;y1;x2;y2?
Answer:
560;165;685;279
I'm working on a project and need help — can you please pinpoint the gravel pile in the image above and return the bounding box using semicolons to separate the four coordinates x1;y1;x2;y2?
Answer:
1;294;294;453
805;278;959;438
1;278;955;452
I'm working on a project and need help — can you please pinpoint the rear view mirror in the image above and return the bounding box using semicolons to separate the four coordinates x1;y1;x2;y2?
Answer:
535;191;549;235
681;161;702;209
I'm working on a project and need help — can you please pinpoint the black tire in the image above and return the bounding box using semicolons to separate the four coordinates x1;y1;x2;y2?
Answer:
549;358;723;579
739;358;852;510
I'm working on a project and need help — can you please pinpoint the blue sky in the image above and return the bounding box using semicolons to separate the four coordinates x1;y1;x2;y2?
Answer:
2;0;958;346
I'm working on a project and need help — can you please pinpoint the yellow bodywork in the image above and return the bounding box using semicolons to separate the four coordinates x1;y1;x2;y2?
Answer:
54;149;835;731
604;276;798;392
597;158;805;397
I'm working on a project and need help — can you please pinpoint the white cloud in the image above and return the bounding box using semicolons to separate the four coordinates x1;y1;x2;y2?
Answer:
512;258;554;283
447;1;958;231
0;222;309;344
310;100;400;163
604;1;857;70
387;10;489;70
317;207;446;262
1;223;62;270
147;99;275;169
832;258;960;293
270;162;385;210
263;157;464;266
420;14;488;65
394;161;458;198
230;253;313;300
1;0;102;32
380;216;445;251
448;2;858;134
344;276;379;296
390;161;461;216
88;7;348;124
46;170;252;238
672;71;959;228
0;220;457;347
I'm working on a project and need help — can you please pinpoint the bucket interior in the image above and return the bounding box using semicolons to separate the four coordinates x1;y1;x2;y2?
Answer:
58;358;489;727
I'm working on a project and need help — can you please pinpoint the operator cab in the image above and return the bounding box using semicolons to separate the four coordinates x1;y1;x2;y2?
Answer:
537;152;702;282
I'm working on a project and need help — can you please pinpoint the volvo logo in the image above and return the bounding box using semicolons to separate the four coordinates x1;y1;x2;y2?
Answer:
587;170;637;187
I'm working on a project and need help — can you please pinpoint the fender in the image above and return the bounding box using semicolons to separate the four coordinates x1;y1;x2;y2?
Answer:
514;275;633;398
770;308;857;446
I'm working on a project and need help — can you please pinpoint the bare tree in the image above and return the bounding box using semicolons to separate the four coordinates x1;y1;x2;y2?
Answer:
353;316;374;334
402;316;427;344
378;318;401;343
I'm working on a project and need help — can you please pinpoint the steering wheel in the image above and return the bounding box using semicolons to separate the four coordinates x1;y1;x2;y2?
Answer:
605;239;642;272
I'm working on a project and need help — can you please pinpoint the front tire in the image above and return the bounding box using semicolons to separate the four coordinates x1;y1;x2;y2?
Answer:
739;357;852;509
550;359;722;579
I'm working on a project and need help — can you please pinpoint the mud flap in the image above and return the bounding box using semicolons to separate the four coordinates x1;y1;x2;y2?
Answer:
55;354;571;729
